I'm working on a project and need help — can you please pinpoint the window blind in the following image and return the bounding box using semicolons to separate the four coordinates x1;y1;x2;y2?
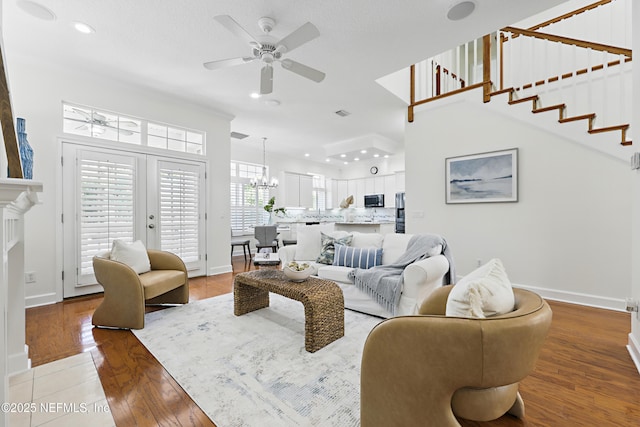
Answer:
159;167;200;263
79;157;135;275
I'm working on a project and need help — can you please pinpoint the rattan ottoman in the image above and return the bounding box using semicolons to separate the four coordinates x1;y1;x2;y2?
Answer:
233;269;344;353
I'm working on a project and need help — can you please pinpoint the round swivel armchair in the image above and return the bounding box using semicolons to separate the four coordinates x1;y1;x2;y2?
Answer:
360;286;552;427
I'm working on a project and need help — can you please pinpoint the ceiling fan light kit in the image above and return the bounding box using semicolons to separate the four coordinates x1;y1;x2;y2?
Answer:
204;15;325;95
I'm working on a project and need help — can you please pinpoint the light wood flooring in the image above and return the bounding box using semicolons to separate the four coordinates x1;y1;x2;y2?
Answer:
24;257;640;426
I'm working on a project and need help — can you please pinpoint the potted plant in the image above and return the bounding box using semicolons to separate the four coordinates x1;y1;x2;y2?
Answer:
263;197;286;224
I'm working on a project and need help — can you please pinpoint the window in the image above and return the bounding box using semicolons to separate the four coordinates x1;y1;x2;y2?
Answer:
230;161;271;233
312;174;326;211
62;102;205;155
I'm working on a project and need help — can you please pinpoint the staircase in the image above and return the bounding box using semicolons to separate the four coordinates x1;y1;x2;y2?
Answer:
403;0;633;161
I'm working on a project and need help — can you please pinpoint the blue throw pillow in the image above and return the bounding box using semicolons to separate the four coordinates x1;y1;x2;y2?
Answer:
333;244;383;269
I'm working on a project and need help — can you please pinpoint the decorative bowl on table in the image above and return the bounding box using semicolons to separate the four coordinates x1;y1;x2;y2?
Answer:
284;261;312;282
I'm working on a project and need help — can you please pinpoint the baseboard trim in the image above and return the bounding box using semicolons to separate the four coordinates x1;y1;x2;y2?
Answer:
8;345;30;375
25;292;58;309
513;283;625;312
628;333;640;375
209;265;232;276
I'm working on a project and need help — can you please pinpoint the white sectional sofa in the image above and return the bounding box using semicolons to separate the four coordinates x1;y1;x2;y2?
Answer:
277;223;452;318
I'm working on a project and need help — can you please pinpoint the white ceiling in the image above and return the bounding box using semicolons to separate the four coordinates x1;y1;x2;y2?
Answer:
2;0;566;161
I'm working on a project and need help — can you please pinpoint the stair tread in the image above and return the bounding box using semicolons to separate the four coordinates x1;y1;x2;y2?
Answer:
588;124;629;134
508;95;538;105
490;88;514;96
533;104;565;113
621;141;632;146
559;113;596;123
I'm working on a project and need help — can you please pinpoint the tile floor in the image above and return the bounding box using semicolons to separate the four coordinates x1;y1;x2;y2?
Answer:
8;352;115;427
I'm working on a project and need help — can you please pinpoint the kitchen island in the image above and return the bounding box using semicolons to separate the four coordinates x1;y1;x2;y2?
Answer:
335;222;395;234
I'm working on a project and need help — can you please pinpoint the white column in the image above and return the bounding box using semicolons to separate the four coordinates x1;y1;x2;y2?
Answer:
0;180;43;427
629;1;640;375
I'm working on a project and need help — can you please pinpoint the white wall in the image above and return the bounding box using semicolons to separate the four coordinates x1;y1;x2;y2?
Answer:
629;0;640;371
231;143;342;179
405;99;631;309
5;53;232;305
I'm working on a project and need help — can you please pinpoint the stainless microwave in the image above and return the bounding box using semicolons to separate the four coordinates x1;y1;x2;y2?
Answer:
364;194;384;207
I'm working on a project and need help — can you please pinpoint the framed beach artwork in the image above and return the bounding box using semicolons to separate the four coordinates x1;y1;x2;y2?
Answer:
445;148;518;204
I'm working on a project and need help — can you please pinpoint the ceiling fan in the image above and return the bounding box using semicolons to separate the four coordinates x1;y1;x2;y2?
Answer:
203;15;326;95
71;108;136;135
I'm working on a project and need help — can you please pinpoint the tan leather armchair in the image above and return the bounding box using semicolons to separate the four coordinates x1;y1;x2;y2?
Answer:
361;286;552;427
92;249;189;329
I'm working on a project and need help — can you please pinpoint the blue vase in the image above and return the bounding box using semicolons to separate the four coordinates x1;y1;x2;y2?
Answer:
16;118;33;179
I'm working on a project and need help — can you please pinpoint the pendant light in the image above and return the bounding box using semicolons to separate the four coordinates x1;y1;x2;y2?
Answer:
250;137;278;189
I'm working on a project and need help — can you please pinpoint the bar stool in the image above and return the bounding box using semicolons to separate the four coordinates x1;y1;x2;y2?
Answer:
231;229;252;261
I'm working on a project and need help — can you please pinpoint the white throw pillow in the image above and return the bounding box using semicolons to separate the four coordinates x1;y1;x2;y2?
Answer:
110;239;151;274
294;223;336;261
351;232;384;248
445;258;515;318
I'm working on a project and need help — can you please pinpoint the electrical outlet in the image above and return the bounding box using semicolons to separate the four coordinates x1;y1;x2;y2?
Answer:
25;271;36;283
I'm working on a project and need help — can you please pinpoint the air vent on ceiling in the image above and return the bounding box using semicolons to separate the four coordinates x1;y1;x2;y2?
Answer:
335;110;351;117
230;131;249;140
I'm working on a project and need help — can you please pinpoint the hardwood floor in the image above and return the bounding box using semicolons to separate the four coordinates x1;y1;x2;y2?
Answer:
25;258;640;426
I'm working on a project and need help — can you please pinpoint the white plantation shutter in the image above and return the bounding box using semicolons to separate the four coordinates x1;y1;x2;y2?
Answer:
78;155;136;277
158;164;200;263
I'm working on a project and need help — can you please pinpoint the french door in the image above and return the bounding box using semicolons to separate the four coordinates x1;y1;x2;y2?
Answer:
62;143;206;298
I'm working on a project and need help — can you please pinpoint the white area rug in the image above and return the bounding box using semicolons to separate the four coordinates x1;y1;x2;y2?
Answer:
133;293;382;426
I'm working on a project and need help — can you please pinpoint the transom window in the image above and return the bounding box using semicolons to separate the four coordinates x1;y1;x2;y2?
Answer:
62;102;205;155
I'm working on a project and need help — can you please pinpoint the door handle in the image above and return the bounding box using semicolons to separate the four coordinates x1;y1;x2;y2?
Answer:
148;224;155;229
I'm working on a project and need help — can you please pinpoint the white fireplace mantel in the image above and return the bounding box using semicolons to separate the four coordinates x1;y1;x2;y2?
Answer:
0;179;43;427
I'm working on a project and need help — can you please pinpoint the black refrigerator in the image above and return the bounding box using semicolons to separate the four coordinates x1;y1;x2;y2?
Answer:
395;192;405;233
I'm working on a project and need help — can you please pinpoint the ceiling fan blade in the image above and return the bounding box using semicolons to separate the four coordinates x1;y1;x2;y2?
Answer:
71;107;91;121
260;65;273;95
280;59;325;83
214;15;261;47
275;22;320;53
203;57;255;70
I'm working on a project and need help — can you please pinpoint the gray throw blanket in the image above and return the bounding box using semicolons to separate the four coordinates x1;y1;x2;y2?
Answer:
347;234;455;315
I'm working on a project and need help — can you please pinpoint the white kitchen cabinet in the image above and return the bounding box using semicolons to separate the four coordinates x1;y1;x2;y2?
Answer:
299;175;313;207
374;176;385;194
347;180;358;206
355;179;365;207
281;172;313;208
364;177;375;195
335;179;348;206
384;174;396;207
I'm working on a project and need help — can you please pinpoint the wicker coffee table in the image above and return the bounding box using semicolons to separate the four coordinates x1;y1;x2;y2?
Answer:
233;270;344;353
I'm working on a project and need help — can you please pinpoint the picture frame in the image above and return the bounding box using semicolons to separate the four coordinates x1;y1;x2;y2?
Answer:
445;148;518;204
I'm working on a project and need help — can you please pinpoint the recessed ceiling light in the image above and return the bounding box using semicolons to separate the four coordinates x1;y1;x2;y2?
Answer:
354;158;360;161
325;158;330;162
373;154;380;158
304;153;310;157
73;22;95;34
360;150;367;154
384;155;389;158
340;154;346;158
17;0;56;21
250;92;261;99
335;110;351;117
447;1;476;21
344;161;349;165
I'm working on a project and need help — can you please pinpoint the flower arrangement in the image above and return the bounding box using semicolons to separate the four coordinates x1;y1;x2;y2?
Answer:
263;196;286;216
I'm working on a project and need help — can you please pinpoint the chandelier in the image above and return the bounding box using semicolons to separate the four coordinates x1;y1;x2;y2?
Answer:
250;137;278;189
